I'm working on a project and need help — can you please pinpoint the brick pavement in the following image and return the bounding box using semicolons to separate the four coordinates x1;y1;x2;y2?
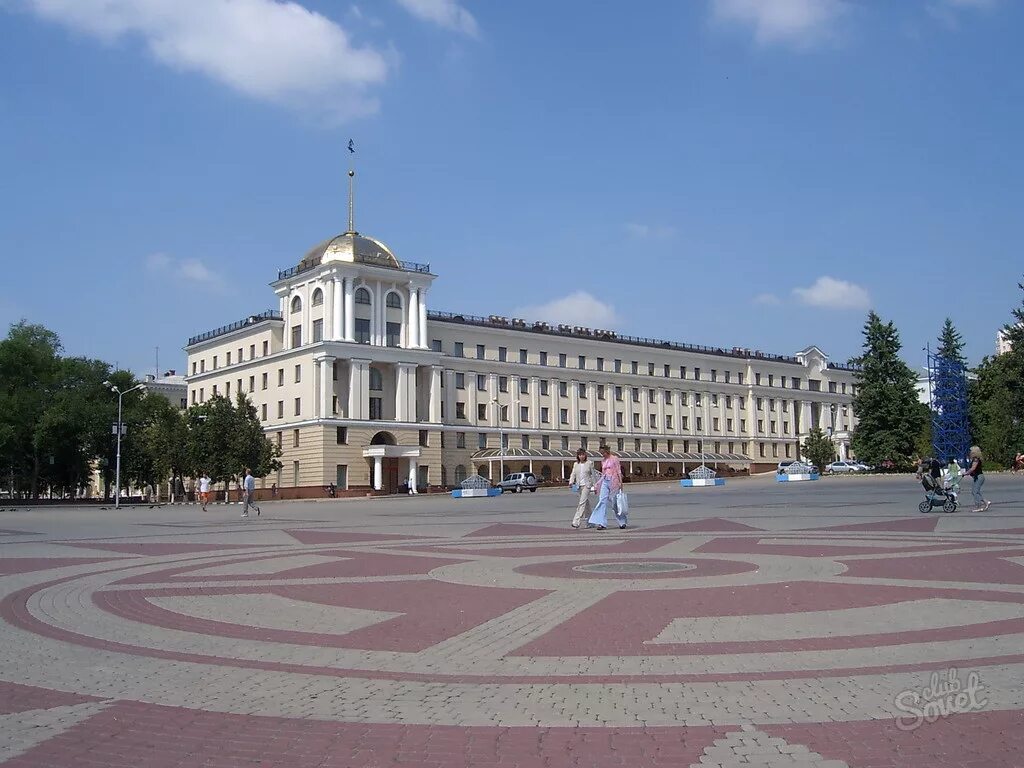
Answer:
1;474;1023;766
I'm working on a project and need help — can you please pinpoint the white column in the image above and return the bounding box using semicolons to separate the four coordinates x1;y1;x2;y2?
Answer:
375;283;384;346
332;277;343;341
318;356;334;418
429;366;442;423
530;377;540;430
395;363;416;422
511;375;521;429
408;459;418;494
302;284;311;348
418;288;428;348
324;279;335;341
373;456;383;490
408;287;419;350
349;359;369;420
343;279;355;341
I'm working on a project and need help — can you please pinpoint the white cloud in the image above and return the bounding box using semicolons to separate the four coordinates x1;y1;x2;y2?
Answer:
514;291;620;329
147;252;222;291
753;292;782;306
395;0;479;37
15;0;390;121
625;222;676;240
711;0;846;48
792;276;870;310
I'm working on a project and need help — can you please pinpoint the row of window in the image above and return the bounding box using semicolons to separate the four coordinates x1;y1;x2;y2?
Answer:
438;343;853;393
191;340;271;376
290;287;398;313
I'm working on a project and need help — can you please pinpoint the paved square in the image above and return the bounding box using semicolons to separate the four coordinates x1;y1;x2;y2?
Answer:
1;474;1022;766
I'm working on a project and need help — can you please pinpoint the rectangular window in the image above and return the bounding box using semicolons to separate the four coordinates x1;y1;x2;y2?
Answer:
498;346;507;362
478;432;487;449
783;422;790;434
559;382;568;397
278;368;284;386
598;412;606;427
291;326;302;347
312;319;323;343
226;351;232;366
597;357;604;371
694;367;701;381
597;385;606;400
616;412;624;427
631;361;639;375
634;439;641;452
292;429;300;448
737;372;744;385
770;421;777;434
262;340;269;356
478;404;487;420
648;363;655;376
540;380;549;396
769;398;776;410
539;351;548;366
455;373;465;389
679;365;686;379
454;342;464;357
578;355;586;370
757;397;764;410
223;382;228;396
293;460;300;485
757;419;764;433
520;406;529;422
190;390;196;405
785;444;792;458
828;381;837;393
632;388;640;403
727;418;734;432
498;376;508;393
579;409;588;425
769;374;775;387
713;417;720;431
558;353;567;368
681;416;688;430
680;392;688;406
738;396;745;409
648;389;656;404
561;436;570;450
500;405;508;422
633;413;641;428
617;438;625;452
332;396;338;414
578;383;586;398
725;371;731;384
477;374;487;391
560;408;569;424
756;373;762;385
336;427;348;444
541;435;550;449
519;348;528;364
476;344;485;360
740;418;747;432
521;435;530;449
294;397;301;416
385;322;401;347
277;401;284;418
711;369;717;382
191;362;197;375
712;394;719;406
262;373;268;390
519;378;529;394
260;403;267;421
664;364;671;378
781;376;787;388
541;407;550;423
695;393;702;407
456;432;466;448
649;414;657;428
666;414;673;429
248;376;255;392
614;359;622;373
419;430;429;447
294;364;302;383
354;319;370;344
432;339;442;352
213;355;219;370
725;395;732;408
369;397;383;420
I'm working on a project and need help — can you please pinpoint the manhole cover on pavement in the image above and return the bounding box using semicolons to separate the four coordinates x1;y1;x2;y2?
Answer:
574;561;698;574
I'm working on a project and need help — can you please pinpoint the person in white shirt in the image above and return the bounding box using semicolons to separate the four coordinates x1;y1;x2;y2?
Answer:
198;474;212;511
567;449;596;529
241;468;260;518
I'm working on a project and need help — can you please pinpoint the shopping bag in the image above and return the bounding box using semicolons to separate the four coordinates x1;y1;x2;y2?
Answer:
614;490;629;524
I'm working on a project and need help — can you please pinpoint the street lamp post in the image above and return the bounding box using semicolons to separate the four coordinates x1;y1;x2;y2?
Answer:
105;381;144;509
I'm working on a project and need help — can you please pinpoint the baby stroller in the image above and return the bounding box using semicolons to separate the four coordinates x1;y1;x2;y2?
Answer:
918;466;960;514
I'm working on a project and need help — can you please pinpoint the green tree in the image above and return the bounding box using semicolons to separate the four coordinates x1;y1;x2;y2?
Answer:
936;317;967;366
802;427;836;473
850;311;925;468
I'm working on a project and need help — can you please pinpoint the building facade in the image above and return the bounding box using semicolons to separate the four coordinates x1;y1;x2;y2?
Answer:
184;192;858;494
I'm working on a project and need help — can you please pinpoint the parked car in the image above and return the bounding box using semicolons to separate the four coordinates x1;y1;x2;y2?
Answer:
826;460;864;474
777;461;819;475
497;472;539;493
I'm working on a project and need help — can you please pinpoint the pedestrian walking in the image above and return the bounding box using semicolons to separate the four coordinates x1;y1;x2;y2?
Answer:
567;449;596;529
198;473;212;511
966;446;990;512
240;468;260;518
587;445;625;530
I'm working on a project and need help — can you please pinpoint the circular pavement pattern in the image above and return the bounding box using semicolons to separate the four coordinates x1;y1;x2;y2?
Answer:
1;477;1023;766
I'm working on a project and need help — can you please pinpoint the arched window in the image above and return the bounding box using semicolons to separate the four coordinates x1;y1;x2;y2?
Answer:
369;368;383;391
311;288;323;306
290;295;302;313
355;288;371;305
454;465;467;484
385;292;402;309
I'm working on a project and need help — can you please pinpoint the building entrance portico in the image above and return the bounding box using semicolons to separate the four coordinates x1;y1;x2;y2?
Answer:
363;431;422;493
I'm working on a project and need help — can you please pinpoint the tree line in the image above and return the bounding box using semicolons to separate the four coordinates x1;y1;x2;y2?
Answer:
802;280;1023;470
0;322;280;501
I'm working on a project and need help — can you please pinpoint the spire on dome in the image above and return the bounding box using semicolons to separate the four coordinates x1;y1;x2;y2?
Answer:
345;169;357;235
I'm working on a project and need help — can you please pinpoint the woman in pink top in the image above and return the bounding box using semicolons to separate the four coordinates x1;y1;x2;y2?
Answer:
588;445;624;530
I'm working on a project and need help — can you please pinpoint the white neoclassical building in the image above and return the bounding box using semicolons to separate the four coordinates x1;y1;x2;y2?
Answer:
184;176;858;496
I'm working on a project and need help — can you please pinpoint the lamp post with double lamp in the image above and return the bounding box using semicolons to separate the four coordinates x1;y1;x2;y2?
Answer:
491;397;504;483
104;381;145;509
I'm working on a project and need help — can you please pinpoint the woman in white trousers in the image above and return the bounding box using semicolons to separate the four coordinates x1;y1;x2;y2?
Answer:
567;449;595;529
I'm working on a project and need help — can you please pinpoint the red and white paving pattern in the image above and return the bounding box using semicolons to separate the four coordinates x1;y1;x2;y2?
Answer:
1;474;1022;766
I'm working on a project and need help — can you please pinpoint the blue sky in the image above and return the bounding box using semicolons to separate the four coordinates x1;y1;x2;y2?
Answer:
1;0;1021;377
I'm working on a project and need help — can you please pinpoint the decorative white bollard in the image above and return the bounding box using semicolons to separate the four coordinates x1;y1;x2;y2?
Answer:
776;460;820;482
680;465;725;488
451;474;503;498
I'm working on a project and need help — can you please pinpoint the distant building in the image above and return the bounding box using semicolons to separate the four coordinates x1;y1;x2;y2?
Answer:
997;327;1017;356
141;371;188;410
